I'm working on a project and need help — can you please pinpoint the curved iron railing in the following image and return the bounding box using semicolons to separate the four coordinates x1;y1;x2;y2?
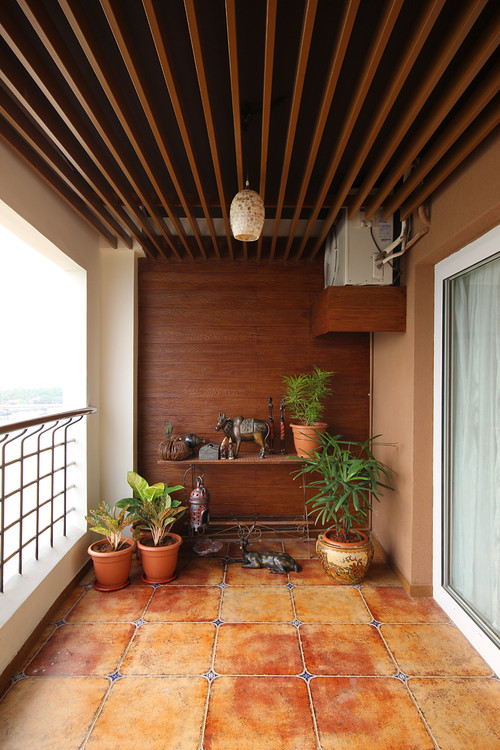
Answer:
0;407;96;592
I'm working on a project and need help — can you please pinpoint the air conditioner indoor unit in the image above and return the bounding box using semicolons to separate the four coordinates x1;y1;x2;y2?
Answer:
324;207;395;288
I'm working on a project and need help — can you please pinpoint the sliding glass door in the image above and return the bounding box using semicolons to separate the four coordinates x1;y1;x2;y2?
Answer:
434;225;500;673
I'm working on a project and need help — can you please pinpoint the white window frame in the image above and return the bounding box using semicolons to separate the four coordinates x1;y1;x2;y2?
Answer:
433;224;500;675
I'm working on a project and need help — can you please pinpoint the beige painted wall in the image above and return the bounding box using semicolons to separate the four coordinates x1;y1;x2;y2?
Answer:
99;248;138;504
0;144;135;673
372;131;500;590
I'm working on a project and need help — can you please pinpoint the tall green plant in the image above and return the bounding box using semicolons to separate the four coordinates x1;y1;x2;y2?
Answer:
282;366;334;425
117;471;186;546
85;501;133;551
292;432;394;542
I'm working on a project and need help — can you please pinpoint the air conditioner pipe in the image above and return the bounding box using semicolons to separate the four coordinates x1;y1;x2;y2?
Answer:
380;219;407;264
381;205;430;264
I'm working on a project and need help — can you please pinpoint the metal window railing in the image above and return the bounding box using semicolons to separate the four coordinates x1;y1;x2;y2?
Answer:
0;407;96;593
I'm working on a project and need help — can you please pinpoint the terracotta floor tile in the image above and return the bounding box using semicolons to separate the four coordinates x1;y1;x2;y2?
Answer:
128;558;146;584
360;560;400;586
289;558;338;585
409;677;500;750
49;587;84;622
173;557;224;585
381;624;494;676
283;539;316;559
22;624;56;668
362;586;450;623
78;566;96;586
86;676;208;749
293;586;371;623
311;677;434;749
204;676;317;750
0;676;108;750
221;586;294;622
66;585;152;622
144;584;221;621
214;623;303;675
225;562;291;585
301;624;396;676
26;623;135;676
121;622;215;674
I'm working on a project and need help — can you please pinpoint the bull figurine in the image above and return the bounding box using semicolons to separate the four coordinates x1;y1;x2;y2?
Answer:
215;412;269;458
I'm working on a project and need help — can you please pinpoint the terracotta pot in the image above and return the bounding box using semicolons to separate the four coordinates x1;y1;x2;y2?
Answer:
88;537;135;592
135;531;153;564
137;532;183;584
290;422;327;457
316;530;374;585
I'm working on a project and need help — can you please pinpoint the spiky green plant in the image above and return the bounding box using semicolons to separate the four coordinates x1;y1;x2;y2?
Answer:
85;501;133;551
282;366;334;425
292;432;394;542
117;471;186;546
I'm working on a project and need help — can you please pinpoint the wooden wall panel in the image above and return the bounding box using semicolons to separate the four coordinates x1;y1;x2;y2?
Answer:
137;260;370;519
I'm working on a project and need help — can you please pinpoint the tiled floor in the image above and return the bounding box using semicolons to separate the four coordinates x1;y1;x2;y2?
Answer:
1;539;499;749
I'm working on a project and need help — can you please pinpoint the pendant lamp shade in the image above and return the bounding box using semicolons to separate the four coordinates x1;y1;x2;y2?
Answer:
230;185;265;241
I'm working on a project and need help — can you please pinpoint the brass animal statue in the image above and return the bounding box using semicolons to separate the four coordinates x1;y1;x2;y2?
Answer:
238;523;299;574
215;412;269;458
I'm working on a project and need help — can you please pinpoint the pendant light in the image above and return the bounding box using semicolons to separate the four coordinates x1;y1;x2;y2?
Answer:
229;180;265;241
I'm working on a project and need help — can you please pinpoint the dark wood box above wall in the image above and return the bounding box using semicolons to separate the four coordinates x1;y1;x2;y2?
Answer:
137;260;371;519
312;285;406;334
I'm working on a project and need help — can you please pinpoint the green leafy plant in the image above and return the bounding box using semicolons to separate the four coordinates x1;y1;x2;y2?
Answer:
282;366;334;425
85;501;133;551
117;471;186;546
292;432;394;542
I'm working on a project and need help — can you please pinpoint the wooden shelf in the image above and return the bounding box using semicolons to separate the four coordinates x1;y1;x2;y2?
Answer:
312;285;406;334
158;453;299;466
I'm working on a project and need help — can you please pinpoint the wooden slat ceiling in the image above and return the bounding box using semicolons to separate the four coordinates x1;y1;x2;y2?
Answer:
1;0;499;262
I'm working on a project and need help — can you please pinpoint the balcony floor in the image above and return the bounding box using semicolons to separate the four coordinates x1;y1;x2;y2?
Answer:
0;540;499;749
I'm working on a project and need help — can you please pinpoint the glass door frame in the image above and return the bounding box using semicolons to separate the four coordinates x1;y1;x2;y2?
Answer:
433;224;500;675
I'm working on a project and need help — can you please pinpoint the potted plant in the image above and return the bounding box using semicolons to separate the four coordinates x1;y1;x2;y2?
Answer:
292;431;394;584
86;501;135;591
282;366;334;456
117;471;186;584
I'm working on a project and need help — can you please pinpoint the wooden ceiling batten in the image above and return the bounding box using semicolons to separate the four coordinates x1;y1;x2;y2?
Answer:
0;118;118;248
269;0;318;261
225;0;243;192
366;9;500;219
0;0;496;264
310;0;446;260
295;0;405;261
256;0;277;262
142;0;220;260
348;0;489;221
0;49;137;245
184;0;234;259
57;0;187;260
282;0;360;261
400;95;500;219
3;4;160;256
225;0;248;261
387;63;500;218
0;89;130;247
100;0;207;260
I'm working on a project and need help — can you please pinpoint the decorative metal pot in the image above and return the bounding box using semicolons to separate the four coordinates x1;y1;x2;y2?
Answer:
189;476;210;533
316;530;374;585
